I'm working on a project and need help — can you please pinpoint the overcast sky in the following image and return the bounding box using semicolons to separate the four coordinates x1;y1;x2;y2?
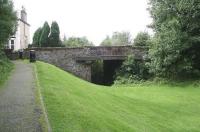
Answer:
13;0;152;45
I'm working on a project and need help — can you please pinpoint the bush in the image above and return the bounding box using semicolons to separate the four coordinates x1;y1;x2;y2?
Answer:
114;55;151;84
114;76;145;85
0;51;13;86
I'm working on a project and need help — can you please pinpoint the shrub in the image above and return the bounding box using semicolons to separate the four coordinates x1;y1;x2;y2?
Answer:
0;52;13;86
115;55;151;84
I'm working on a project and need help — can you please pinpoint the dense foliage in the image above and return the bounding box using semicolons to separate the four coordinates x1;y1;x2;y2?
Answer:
116;0;200;82
33;21;63;47
32;27;42;47
114;32;151;84
100;31;132;46
39;22;50;47
63;37;93;47
133;32;151;46
49;21;62;47
0;52;13;86
0;0;16;85
115;55;150;84
0;0;17;48
148;0;200;79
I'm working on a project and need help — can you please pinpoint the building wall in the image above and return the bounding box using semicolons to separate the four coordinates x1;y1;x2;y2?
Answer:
19;20;30;50
6;9;30;51
14;21;21;50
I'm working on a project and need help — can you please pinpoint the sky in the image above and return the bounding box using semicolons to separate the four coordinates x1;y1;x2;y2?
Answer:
13;0;152;45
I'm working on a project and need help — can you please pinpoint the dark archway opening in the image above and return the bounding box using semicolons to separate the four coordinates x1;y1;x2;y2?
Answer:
91;60;124;86
103;60;123;85
91;60;104;85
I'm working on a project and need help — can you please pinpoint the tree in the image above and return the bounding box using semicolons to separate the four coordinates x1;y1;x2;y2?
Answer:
49;21;61;47
32;27;42;47
0;0;16;81
100;31;132;46
39;22;50;47
100;36;112;46
63;37;93;47
133;32;151;46
148;0;200;79
0;0;17;48
34;21;63;47
112;32;132;46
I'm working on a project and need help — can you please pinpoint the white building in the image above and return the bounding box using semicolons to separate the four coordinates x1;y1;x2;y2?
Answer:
5;7;30;51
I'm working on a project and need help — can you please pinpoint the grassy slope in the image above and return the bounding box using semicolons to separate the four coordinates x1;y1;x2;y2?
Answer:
36;61;200;132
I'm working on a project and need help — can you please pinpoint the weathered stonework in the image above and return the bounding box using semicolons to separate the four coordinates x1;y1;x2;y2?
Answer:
30;48;92;81
5;46;147;81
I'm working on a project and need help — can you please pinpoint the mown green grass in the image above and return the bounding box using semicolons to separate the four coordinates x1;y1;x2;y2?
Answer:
36;61;200;132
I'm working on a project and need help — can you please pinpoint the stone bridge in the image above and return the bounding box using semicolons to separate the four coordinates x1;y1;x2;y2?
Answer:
29;46;147;82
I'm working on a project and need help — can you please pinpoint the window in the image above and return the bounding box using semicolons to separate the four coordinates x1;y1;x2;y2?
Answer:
11;40;14;50
11;40;14;44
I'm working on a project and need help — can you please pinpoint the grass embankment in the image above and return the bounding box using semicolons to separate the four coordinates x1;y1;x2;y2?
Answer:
36;61;200;132
0;55;13;87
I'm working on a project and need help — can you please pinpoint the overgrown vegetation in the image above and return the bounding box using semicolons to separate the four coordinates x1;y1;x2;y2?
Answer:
115;32;151;84
36;61;200;132
115;55;151;84
148;0;200;79
0;0;16;86
0;53;13;86
116;0;200;83
0;0;17;48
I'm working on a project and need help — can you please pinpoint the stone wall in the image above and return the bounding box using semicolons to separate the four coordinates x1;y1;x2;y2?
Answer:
31;47;92;81
5;46;147;81
4;49;19;60
29;46;147;81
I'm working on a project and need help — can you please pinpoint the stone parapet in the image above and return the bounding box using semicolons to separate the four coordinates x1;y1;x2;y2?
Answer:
5;46;147;81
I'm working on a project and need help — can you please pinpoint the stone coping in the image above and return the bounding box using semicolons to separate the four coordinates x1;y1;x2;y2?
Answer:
27;46;149;51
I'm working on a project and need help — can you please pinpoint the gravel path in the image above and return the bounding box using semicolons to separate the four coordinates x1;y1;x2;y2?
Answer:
0;61;42;132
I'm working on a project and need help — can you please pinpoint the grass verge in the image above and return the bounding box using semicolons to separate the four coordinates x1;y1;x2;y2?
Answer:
33;63;51;132
36;61;200;132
